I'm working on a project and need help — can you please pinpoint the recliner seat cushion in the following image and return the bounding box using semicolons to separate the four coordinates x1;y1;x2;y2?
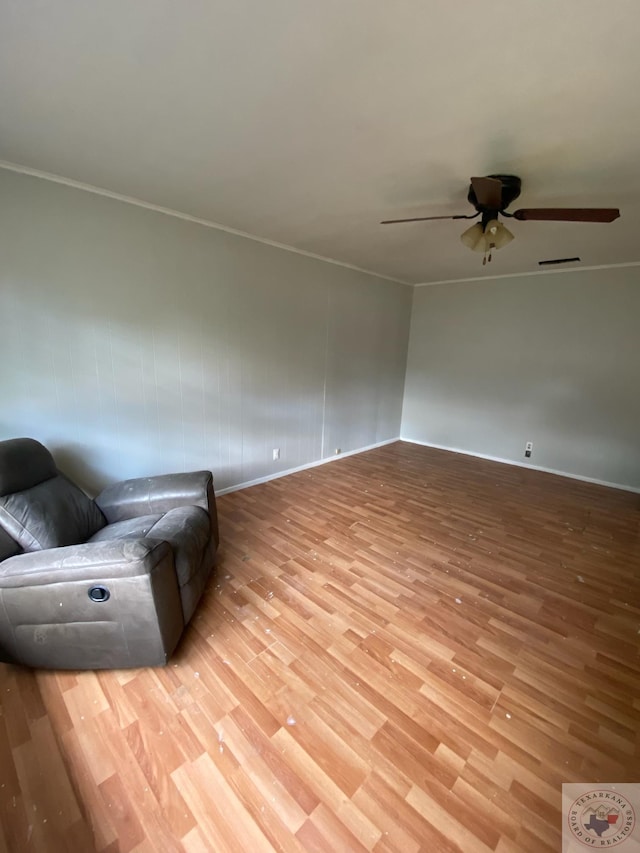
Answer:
0;474;106;552
88;514;164;543
89;505;210;589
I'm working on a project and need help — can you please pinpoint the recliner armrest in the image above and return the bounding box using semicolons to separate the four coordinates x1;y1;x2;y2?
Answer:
96;471;218;539
0;538;172;588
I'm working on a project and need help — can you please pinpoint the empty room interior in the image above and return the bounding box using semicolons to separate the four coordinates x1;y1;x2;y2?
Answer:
0;3;639;852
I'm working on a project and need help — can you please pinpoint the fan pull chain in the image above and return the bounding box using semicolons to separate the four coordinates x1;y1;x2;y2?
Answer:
482;245;495;265
484;241;496;265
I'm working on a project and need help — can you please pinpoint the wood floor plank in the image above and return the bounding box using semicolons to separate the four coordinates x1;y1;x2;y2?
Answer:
1;441;638;850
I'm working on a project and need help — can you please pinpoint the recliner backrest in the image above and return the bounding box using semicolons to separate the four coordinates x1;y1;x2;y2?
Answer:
0;438;106;552
0;438;57;494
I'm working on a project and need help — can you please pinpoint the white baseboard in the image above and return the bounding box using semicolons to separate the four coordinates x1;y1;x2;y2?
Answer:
400;438;640;495
216;438;400;496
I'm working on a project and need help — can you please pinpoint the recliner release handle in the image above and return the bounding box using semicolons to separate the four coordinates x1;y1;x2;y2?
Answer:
88;585;110;602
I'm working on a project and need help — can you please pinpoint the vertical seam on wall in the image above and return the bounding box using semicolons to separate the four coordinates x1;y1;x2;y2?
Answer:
320;284;330;459
178;334;186;470
108;319;120;451
152;328;161;450
399;285;414;435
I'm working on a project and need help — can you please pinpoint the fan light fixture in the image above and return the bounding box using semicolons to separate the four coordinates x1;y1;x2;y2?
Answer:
460;219;514;265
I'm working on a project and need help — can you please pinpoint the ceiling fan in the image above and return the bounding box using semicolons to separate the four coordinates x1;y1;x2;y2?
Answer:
381;175;621;265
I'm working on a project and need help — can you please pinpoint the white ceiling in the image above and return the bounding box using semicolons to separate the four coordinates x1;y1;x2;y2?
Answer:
1;1;639;284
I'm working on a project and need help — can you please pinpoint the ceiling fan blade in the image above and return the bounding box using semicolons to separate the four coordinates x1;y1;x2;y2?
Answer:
380;214;472;224
513;208;620;223
470;176;503;209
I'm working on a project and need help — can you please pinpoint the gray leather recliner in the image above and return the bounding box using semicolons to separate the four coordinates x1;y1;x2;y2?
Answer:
0;438;219;669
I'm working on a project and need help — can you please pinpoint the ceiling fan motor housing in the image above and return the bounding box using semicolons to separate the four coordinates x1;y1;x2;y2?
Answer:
468;174;522;219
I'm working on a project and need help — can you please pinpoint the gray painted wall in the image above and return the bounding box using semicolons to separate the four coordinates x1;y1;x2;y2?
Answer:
402;268;640;489
0;169;412;493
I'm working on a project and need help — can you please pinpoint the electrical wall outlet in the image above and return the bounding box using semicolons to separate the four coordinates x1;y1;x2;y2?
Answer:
525;441;533;458
272;448;280;461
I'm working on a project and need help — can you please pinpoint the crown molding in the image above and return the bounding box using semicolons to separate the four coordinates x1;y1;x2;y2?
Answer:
414;260;640;287
0;160;410;286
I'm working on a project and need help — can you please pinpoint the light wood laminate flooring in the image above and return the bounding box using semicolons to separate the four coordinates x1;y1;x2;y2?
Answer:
1;442;639;852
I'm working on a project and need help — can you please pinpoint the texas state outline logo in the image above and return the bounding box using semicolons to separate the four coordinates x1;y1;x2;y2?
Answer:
566;787;636;848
